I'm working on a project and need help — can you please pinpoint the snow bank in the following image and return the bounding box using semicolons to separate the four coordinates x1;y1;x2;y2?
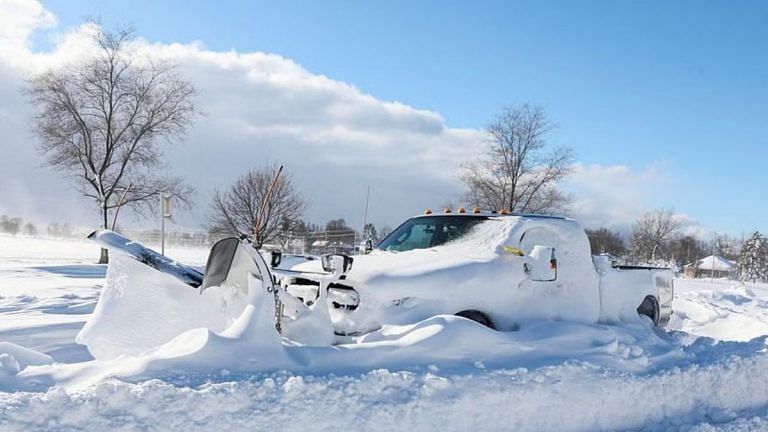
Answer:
669;278;768;341
0;342;52;373
0;342;53;392
76;255;249;360
4;345;768;431
25;313;690;392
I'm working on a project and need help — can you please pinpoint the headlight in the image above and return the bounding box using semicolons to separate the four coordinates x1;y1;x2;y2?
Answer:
327;283;359;310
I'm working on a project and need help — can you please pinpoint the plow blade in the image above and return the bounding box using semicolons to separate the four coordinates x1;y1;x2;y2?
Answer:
88;230;204;288
80;231;286;360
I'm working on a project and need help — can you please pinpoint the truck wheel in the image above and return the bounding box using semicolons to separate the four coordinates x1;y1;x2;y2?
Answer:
637;296;660;326
455;310;495;329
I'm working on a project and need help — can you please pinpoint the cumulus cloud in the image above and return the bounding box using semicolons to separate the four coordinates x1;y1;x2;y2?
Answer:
565;163;666;229
564;162;707;238
0;1;485;229
0;0;55;51
0;0;706;238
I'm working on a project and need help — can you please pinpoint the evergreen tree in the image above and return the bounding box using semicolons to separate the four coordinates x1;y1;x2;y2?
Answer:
363;223;378;243
738;232;768;283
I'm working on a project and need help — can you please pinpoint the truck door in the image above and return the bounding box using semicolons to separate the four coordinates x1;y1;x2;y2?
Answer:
516;224;602;323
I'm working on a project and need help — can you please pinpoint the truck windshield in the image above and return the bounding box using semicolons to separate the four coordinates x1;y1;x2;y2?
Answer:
377;216;489;252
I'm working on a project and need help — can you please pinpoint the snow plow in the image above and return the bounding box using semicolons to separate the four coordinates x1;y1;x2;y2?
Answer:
78;212;674;360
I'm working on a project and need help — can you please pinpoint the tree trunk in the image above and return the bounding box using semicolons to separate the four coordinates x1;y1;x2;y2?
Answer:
98;201;109;264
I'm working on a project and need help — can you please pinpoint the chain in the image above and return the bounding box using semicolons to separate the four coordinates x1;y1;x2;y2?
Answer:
271;275;283;334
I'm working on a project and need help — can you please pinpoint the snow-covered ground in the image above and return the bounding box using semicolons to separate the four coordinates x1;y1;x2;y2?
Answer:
1;234;768;431
670;278;768;342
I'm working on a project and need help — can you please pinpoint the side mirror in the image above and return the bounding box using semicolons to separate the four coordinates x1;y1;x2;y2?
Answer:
270;251;282;268
524;246;557;282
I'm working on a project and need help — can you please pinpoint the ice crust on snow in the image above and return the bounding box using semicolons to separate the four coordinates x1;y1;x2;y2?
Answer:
0;342;53;373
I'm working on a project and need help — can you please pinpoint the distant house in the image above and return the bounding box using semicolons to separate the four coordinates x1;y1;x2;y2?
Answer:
310;239;354;255
683;255;737;279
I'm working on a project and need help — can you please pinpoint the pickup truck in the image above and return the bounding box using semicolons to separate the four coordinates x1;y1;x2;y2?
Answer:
83;211;674;356
273;211;674;336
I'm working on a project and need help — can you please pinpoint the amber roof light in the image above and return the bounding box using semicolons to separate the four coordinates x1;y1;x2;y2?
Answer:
457;207;466;214
424;209;433;215
444;208;452;214
472;207;481;214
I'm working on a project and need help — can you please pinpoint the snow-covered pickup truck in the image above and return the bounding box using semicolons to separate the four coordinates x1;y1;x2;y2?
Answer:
272;211;674;336
83;211;673;357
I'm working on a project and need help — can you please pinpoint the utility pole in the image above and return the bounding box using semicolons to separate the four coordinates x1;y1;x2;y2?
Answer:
711;241;716;283
161;192;172;255
362;185;371;239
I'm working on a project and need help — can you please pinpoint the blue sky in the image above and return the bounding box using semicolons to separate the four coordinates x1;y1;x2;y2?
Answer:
15;1;768;234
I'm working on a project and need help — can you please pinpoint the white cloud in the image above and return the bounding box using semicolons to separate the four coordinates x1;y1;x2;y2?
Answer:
0;0;710;239
674;213;713;240
0;1;485;230
565;163;666;229
564;162;708;238
0;0;55;49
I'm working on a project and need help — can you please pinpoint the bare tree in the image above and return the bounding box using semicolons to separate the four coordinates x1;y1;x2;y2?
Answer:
710;233;742;261
629;208;682;263
585;227;626;256
25;25;197;263
459;104;574;214
669;235;706;267
209;165;306;248
324;218;357;246
0;216;22;235
23;222;38;237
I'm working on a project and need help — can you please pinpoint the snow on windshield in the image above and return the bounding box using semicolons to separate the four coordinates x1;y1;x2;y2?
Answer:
377;216;491;252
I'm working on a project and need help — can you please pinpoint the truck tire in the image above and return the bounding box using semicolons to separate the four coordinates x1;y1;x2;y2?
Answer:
637;296;660;326
455;310;495;329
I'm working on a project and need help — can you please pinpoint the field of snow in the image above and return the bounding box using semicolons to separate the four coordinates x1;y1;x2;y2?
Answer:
1;234;768;431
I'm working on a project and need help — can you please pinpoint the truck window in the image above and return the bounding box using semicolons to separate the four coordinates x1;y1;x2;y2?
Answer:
378;216;488;252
